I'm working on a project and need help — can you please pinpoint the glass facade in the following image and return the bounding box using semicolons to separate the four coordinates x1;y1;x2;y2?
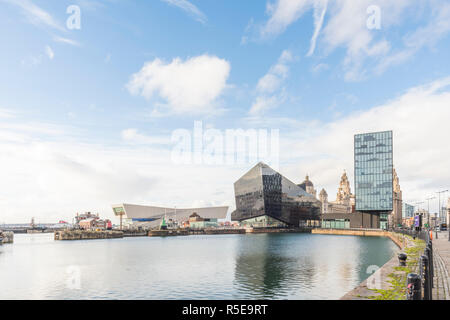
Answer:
189;219;219;229
380;213;388;230
113;206;125;215
240;215;287;228
403;203;415;218
354;131;393;211
231;163;321;227
321;219;350;229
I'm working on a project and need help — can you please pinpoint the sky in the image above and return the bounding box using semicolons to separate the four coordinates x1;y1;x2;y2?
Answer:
1;0;450;223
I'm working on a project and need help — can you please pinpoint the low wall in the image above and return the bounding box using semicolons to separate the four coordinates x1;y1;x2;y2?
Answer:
148;229;190;237
148;228;246;237
123;231;147;237
246;227;312;234
204;229;245;235
55;230;123;240
311;228;405;249
339;232;422;300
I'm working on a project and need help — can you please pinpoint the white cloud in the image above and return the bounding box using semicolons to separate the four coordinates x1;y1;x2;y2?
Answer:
250;50;293;115
0;120;237;223
121;128;171;145
127;54;231;115
21;54;43;67
376;1;450;75
311;63;329;74
307;0;328;57
161;0;207;24
249;94;285;116
0;108;16;119
4;0;65;31
53;36;81;47
255;0;450;80
2;78;450;223
45;45;54;60
256;50;293;93
21;45;55;67
260;0;311;37
320;0;401;80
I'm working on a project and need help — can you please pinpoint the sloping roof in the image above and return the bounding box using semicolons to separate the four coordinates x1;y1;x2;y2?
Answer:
111;204;228;227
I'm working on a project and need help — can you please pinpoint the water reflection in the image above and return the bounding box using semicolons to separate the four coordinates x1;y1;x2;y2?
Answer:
233;233;397;300
0;233;397;300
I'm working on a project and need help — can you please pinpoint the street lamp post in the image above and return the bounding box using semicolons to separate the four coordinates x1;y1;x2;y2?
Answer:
426;197;436;230
436;190;448;240
436;190;448;224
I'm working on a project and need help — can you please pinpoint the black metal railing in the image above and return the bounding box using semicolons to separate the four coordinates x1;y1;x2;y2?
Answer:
406;231;434;300
392;228;428;242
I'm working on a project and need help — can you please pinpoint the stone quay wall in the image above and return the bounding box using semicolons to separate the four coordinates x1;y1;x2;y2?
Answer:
311;228;406;249
55;230;124;240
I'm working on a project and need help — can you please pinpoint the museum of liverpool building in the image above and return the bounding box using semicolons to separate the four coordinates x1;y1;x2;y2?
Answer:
111;203;228;229
231;162;322;228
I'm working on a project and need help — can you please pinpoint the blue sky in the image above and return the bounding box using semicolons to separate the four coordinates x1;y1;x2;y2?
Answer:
1;0;450;223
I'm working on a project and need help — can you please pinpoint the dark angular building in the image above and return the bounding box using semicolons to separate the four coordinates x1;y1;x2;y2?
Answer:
231;162;321;227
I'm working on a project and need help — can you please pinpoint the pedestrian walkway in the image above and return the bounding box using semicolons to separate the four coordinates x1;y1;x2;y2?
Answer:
432;231;450;300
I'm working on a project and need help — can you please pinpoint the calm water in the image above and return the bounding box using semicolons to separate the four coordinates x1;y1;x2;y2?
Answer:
0;233;397;300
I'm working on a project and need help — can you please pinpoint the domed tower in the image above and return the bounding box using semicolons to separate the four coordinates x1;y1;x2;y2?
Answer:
319;188;328;214
298;175;317;198
336;171;351;206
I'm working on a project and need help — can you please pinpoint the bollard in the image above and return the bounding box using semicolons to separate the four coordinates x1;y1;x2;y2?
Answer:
426;244;434;295
420;255;431;300
428;242;434;284
425;245;434;289
398;253;407;267
407;273;422;300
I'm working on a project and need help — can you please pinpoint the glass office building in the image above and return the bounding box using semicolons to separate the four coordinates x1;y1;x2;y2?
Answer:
231;162;321;227
403;203;415;218
354;131;393;212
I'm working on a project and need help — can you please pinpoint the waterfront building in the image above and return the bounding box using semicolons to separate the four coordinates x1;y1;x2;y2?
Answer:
189;212;219;229
447;198;450;224
440;207;447;224
111;204;228;229
231;162;321;228
402;217;415;229
321;211;380;229
319;189;328;213
75;212;112;230
390;168;403;227
188;213;219;229
78;218;112;230
319;171;379;229
319;171;354;214
189;219;219;229
354;130;394;229
403;203;415;218
298;175;317;198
